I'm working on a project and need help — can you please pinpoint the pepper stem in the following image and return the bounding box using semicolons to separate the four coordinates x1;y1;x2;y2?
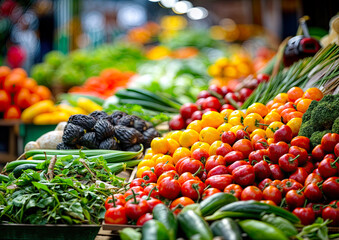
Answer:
131;189;138;204
193;166;202;177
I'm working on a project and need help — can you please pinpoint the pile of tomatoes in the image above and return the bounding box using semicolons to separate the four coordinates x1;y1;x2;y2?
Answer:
104;86;339;227
0;66;52;119
169;74;269;130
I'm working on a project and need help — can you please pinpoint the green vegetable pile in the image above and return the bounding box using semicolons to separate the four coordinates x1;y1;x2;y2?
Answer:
298;94;339;147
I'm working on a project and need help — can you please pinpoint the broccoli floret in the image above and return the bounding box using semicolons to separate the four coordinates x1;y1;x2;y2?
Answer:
332;117;339;134
302;100;318;123
298;120;316;138
310;130;332;147
309;95;339;130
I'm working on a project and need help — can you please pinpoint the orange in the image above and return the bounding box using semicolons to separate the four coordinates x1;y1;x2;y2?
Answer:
228;116;243;126
167;138;180;156
201;111;224;128
229;125;244;134
187;120;202;133
266;121;284;138
138;159;155;169
273;93;289;104
287;117;302;136
209;140;223;156
246;103;268;117
191;141;210;153
179;129;199;148
296;98;313;113
287;87;304;102
199;127;221;145
173;147;191;164
220;109;233;121
264;111;281;125
217;123;233;133
155;155;174;165
151;137;170;154
303;87;323;101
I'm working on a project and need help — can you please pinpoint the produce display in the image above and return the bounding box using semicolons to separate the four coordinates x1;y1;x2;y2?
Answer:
0;66;52;119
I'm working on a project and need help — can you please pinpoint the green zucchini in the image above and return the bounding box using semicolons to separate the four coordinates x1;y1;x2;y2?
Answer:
13;164;38;178
4;160;43;172
152;204;177;240
210;218;242;240
261;214;298;237
239;219;289;240
205;211;259;221
200;192;237;216
213;200;300;224
0;174;9;182
178;210;213;240
141;220;170;240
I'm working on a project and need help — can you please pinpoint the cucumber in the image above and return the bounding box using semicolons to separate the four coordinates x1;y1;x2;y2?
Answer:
118;99;179;113
200;192;237;216
210;218;243;240
215;200;300;224
115;89;157;102
239;219;289;240
13;164;38;178
141;220;170;240
0;174;9;182
178;210;213;240
152;204;177;240
261;214;298;237
4;160;43;172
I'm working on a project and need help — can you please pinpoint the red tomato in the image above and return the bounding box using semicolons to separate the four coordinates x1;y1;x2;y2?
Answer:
157;170;179;184
205;155;226;172
289;167;308;184
202;96;221;111
241;186;262;201
286;190;305;210
306;203;324;218
143;183;161;199
254;138;269;150
136;213;153;226
318;158;339;179
268;142;289;164
289;146;308;166
312;145;326;161
235;129;250;141
170;197;195;215
304;183;323;203
191;110;203;121
248;150;268;165
239;88;253;102
205;174;233;191
142;197;162;211
207;165;228;178
181;179;205;200
253;160;271;181
232;165;255;187
260;200;277;206
180;103;198;119
0;90;11;112
130;178;146;188
192;148;210;162
221;86;233;96
4;105;21;119
274;125;293;143
301;160;315;174
202;188;221;200
269;164;285;180
154;162;176;177
125;197;149;220
208;84;223;96
124;186;144;199
291;136;311;152
280;179;303;196
169;115;185;130
293;207;315;226
197;90;211;99
224;184;243;199
321;133;339;153
177;158;204;177
263;186;282;205
141;170;157;184
104;205;128;224
105;194;126;210
278;153;299;172
232;139;253;158
304;173;323;186
224;151;244;165
269;180;283;191
220;104;236;111
215;143;233;157
335;143;339;157
178;172;199;185
3;73;23;93
228;160;250;174
221;131;236;145
322;206;339;226
258;178;272;191
322;177;339;200
158;177;181;200
224;92;239;103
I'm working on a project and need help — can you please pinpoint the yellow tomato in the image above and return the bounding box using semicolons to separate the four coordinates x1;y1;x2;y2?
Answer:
201;111;224;128
138;160;155;169
167;138;180;156
266;121;284;138
250;129;266;139
144;153;153;159
246;103;268;117
220;109;233;122
179;129;199;148
274;93;289;104
172;147;191;165
136;166;151;178
151;153;164;162
209;140;223;156
229;125;244;134
187;120;202;133
155;155;174;165
229;110;246;119
243;113;264;132
199;127;221;145
191;141;210;153
287;117;302;136
169;130;183;143
228;116;243;126
151;137;170;154
217;123;233;133
264;111;282;125
267;138;275;145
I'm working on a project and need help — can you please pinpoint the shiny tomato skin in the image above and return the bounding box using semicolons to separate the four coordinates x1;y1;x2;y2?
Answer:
205;174;234;191
304;173;323;186
142;170;157;184
241;186;262;201
125;198;149;220
157;170;179;184
306;203;324;218
181;179;205;201
0;90;11;112
4;105;21;119
154;162;176;177
169;115;185;130
280;179;303;196
286;190;305;210
269;164;285;180
105;205;128;224
301;161;315;174
221;131;236;145
216;143;233;157
178;158;204;178
249;149;268;165
192;148;210;162
289;167;308;184
180;103;198;120
268;142;289;164
224;151;244;165
263;186;282;205
321;133;339;153
205;155;226;173
178;172;199;185
289;146;308;166
322;177;339;200
335;143;339;157
105;194;126;210
291;136;311;152
232;139;253;158
130;178;146;188
318;158;339;179
304;182;323;203
293;207;315;226
158;177;181;200
274;125;293;143
258;178;272;191
124;186;144;199
224;184;243;199
170;197;195;215
322;206;339;226
253;160;271;181
232;165;255;187
228;160;250;174
202;188;221;200
207;165;228;178
143;197;162;212
136;213;153;226
312;145;326;161
143;183;161;199
202;96;222;111
278;153;299;172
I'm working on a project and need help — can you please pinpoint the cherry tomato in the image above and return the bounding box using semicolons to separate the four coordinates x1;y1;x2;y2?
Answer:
205;174;233;191
289;146;308;166
205;155;226;172
221;131;236;145
215;143;233;157
207;165;228;178
286;190;305;210
158;175;181;200
191;110;203;121
241;186;262;201
209;84;223;96
278;153;299;172
180;103;198;120
269;180;283;191
249;149;268;165
224;184;243;199
224;151;244;165
239;88;253;102
143;183;161;199
136;213;153;226
253;160;271;181
192;148;210;163
232;165;255;187
263;186;282;205
169;115;185;130
269;164;285;180
197;90;211;99
318;158;339;179
322;205;339;226
306;203;324;218
322;177;339;200
258;178;272;191
141;170;157;184
324;154;336;159
130;178;146;188
178;172;199;185
274;125;293;143
154;162;176;177
228;160;249;174
202;96;221;111
202;188;221;200
170;197;195;215
312;145;326;161
105;194;126;210
321;133;339;153
268;141;289;164
0;90;11;112
220;104;236;111
280;179;303;196
105;205;127;224
304;182;323;203
181;179;205;201
291;136;311;152
14;88;31;109
232;139;253;158
235;129;250;141
221;86;233;96
125;197;149;220
304;173;323;186
254;138;269;150
293;207;315;226
289;167;308;184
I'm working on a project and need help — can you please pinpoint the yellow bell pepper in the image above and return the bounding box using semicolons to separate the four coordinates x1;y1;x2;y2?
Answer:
21;100;55;124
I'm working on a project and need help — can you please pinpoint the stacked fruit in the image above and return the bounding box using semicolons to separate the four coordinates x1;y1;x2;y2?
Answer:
105;87;339;227
0;66;52;119
169;75;269;130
